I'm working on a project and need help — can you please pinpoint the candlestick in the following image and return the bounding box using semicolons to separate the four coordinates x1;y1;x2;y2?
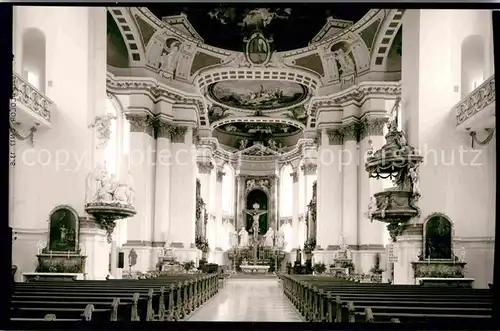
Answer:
67;250;70;259
50;250;52;259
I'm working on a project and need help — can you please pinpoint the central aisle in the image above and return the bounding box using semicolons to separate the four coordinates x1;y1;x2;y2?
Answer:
186;277;304;322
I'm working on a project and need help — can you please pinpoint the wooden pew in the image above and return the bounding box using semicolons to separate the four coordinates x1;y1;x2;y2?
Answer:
12;274;219;322
279;275;493;323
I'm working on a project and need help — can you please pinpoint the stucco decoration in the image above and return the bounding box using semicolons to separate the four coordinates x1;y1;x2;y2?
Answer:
89;113;117;150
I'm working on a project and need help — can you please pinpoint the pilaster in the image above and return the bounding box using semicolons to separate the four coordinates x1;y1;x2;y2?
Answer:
358;117;387;249
153;118;172;244
291;170;299;249
214;166;225;249
169;125;196;249
125;114;155;252
341;121;359;246
316;128;343;250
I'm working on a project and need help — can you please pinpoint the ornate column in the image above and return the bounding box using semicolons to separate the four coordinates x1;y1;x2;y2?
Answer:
152;119;172;248
236;174;246;231
169;126;197;255
301;161;317;241
316;128;343;250
123;114;156;271
272;175;279;231
359;118;387;240
197;160;214;238
341;121;359;248
291;170;299;250
215;167;225;249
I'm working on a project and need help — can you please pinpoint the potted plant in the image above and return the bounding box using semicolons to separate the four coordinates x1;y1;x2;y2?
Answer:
312;262;326;275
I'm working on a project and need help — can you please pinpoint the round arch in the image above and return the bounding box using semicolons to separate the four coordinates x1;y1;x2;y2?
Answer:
22;27;46;93
423;212;454;260
48;204;80;252
461;34;485;98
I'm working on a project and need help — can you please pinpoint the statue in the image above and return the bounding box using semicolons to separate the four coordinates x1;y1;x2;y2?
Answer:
409;166;420;196
246;179;255;189
85;165;108;204
238;227;249;247
268;139;277;150
334;49;355;75
97;176;115;203
159;40;182;75
459;247;466;263
367;197;376;223
244;202;268;240
263;227;275;247
239;139;249;150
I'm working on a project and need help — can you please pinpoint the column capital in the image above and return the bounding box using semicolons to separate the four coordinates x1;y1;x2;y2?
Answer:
359;117;388;140
326;128;343;145
125;114;155;137
197;160;214;174
216;169;226;182
340;121;361;142
290;171;299;183
300;162;317;176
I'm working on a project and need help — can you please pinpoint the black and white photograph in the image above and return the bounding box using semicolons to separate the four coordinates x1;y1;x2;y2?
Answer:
6;3;499;327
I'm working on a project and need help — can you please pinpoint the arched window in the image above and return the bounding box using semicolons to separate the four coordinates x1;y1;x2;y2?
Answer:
424;214;453;260
104;96;130;178
22;28;46;93
221;164;234;214
105;99;119;176
461;35;485;98
280;165;294;217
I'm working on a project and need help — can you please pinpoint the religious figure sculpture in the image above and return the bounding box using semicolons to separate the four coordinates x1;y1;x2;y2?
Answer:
459;247;466;263
263;227;275;247
334;49;355;75
85;166;135;206
244;203;268;242
409;166;420;196
238;227;249;247
246;179;256;189
268;139;277;150
367;197;376;223
159;40;182;76
239;139;249;150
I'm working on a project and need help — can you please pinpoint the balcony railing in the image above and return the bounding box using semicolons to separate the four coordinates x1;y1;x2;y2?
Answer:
12;73;52;123
454;75;495;126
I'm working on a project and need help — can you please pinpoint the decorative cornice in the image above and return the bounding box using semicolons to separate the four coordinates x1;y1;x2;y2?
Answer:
310;81;401;118
290;171;299;183
197;161;214;174
300;162;317;176
454;75;495;126
106;72;205;124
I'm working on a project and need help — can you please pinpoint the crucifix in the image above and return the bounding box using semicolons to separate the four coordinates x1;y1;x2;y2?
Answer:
243;202;268;264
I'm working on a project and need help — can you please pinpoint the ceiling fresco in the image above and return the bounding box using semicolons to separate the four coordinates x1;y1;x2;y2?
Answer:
146;5;370;51
208;80;308;111
214;122;302;150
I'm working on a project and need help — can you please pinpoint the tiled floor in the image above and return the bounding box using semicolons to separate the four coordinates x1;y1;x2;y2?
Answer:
186;277;304;322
